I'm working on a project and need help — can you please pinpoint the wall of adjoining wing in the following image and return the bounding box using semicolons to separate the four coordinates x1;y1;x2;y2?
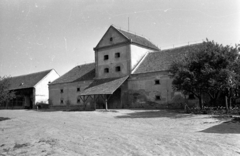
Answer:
126;71;187;108
34;70;59;104
49;81;93;106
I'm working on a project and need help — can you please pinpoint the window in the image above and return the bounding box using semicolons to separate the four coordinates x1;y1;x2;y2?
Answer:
60;89;63;93
104;55;109;60
115;66;121;72
115;52;120;58
155;95;161;101
77;98;80;103
77;87;80;92
104;68;109;73
60;99;64;104
110;37;113;42
155;80;160;85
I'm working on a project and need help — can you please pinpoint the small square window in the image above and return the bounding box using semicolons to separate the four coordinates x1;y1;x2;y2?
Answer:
77;88;80;92
110;37;113;41
155;95;161;101
115;52;120;58
60;89;63;93
104;68;109;73
155;80;160;85
60;99;64;104
77;99;80;103
115;66;121;72
104;55;109;60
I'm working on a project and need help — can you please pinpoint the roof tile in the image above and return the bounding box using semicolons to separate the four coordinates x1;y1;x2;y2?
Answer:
51;63;95;85
8;69;52;90
133;43;203;74
117;28;160;51
80;76;128;95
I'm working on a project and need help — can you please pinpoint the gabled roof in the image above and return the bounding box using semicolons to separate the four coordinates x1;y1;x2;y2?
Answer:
8;69;53;90
80;76;128;95
95;25;159;51
133;43;203;74
51;63;95;85
117;28;160;51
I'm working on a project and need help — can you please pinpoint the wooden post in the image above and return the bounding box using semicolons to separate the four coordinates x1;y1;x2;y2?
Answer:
105;95;108;111
83;96;86;110
93;95;96;110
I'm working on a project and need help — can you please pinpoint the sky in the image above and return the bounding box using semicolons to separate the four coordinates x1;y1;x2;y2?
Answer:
0;0;239;77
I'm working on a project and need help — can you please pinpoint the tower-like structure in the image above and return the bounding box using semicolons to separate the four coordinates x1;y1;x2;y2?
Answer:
93;25;159;79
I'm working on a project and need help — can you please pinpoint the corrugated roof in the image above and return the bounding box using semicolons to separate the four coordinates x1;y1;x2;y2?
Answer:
80;76;128;95
117;28;160;51
133;43;203;74
51;63;95;85
8;69;52;90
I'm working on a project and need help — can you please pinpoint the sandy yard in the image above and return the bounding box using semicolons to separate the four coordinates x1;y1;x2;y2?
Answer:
0;109;240;156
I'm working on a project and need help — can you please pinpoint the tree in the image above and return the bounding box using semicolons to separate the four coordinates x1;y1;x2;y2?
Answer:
170;40;240;109
0;76;15;108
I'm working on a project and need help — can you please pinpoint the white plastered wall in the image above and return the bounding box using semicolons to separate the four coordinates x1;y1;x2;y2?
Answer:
34;70;59;104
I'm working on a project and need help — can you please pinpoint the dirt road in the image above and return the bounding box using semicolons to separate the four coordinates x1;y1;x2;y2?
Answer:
0;109;239;156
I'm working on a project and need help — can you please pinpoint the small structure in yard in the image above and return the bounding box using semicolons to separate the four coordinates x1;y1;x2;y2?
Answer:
49;25;201;110
3;69;59;109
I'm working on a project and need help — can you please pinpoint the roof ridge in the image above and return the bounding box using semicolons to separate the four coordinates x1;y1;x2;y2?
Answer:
160;43;202;51
77;62;95;68
113;25;148;40
11;69;52;78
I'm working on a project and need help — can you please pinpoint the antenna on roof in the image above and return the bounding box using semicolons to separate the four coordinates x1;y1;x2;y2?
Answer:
128;17;129;32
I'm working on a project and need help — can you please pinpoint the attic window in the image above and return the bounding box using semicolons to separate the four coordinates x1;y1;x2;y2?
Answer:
115;66;121;72
77;88;80;92
110;37;113;41
155;80;160;85
104;68;109;73
155;95;161;101
104;55;109;60
115;52;120;58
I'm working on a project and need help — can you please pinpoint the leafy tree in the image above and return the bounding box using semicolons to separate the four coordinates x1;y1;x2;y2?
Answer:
170;40;240;109
0;76;15;108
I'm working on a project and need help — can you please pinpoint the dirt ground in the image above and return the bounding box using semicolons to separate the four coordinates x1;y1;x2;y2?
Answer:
0;109;240;156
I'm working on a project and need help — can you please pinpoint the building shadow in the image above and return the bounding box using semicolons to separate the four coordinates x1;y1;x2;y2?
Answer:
115;110;193;119
200;117;240;134
0;117;10;122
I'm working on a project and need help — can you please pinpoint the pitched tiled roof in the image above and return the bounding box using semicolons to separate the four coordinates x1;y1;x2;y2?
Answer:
8;69;52;90
51;63;95;85
80;76;128;95
117;28;160;51
133;43;203;74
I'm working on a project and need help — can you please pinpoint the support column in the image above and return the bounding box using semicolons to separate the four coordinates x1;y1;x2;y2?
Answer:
105;95;108;111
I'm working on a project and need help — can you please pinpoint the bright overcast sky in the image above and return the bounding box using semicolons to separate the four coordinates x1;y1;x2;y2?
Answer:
0;0;239;76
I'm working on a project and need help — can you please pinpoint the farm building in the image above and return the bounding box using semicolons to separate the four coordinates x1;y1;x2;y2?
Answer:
4;69;59;109
49;25;200;109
